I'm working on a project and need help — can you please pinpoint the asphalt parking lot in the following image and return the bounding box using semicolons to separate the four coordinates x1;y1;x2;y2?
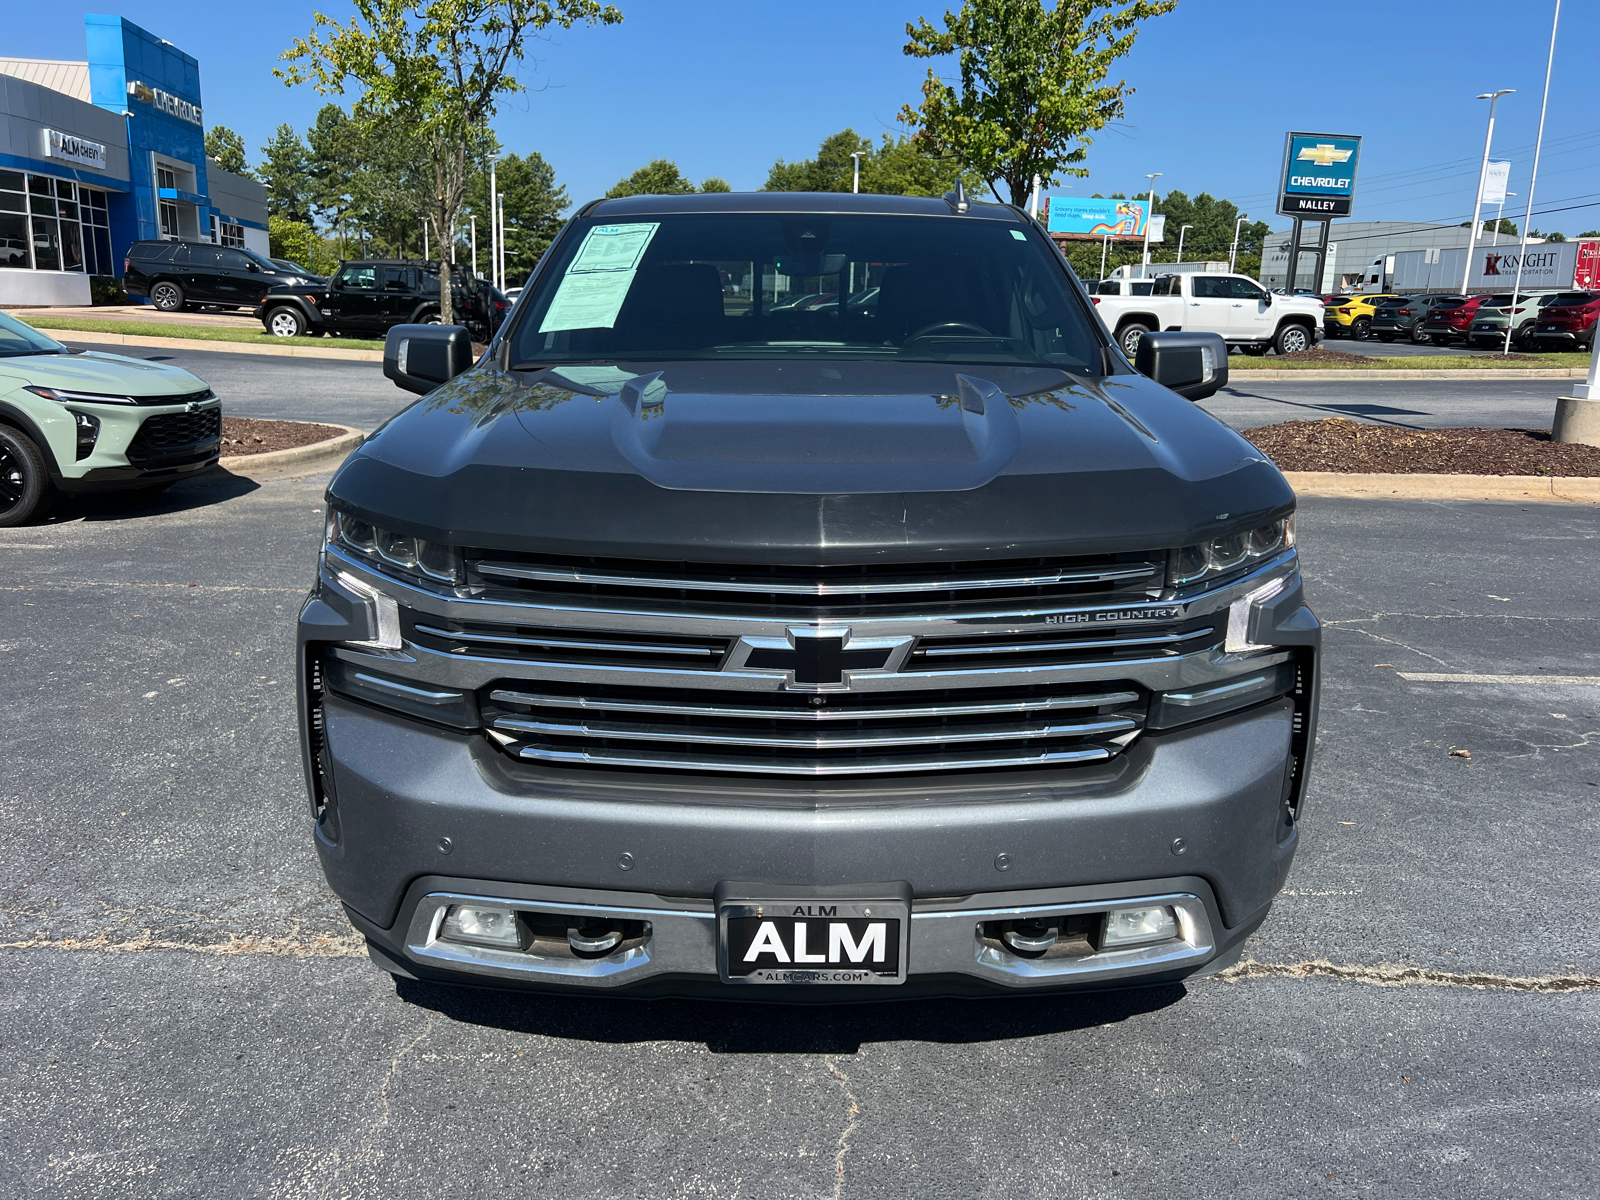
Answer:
4;350;1597;1198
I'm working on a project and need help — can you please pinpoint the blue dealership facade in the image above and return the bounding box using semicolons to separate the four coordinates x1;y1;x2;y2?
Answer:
0;14;269;305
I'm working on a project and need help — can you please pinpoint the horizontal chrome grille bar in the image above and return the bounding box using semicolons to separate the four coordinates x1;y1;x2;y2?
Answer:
492;713;1139;750
487;687;1141;721
413;623;723;658
915;628;1213;658
475;561;1158;595
513;741;1114;776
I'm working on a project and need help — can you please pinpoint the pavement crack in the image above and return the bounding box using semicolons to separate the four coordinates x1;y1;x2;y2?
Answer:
1219;958;1600;993
0;931;365;958
318;1014;436;1200
823;1053;862;1200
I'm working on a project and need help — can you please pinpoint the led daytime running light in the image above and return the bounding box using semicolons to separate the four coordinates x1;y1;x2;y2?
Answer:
1172;516;1294;588
329;509;461;585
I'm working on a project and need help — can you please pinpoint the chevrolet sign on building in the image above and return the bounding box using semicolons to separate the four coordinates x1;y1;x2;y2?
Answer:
1278;132;1362;218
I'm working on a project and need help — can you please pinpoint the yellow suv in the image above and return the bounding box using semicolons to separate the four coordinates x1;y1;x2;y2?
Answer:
1323;293;1403;340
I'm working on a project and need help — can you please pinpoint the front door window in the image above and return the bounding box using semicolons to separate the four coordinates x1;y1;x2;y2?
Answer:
159;201;180;239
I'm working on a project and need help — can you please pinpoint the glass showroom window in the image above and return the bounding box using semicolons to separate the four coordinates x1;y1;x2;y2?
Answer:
159;200;180;239
0;170;27;269
81;188;111;276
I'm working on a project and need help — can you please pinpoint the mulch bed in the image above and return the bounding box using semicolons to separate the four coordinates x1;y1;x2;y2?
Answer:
220;417;345;457
1241;418;1600;477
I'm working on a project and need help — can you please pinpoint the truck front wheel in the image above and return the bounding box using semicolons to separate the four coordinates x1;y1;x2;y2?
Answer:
266;307;307;338
1118;323;1150;358
1274;323;1311;356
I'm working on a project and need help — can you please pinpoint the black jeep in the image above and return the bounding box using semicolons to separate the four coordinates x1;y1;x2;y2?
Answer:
255;259;509;342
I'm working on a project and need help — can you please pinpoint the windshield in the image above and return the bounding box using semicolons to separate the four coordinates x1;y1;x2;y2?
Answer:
509;213;1101;369
0;311;65;357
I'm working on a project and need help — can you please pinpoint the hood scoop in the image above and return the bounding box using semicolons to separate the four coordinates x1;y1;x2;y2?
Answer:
608;373;1020;494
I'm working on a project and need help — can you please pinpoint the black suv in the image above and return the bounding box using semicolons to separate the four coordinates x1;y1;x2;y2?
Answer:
256;260;509;342
1369;294;1464;344
123;240;322;312
297;192;1320;1000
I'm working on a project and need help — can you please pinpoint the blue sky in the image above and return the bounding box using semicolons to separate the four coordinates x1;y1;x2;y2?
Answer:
14;1;1600;234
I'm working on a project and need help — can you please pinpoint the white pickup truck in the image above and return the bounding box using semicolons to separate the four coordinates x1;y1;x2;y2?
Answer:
1091;273;1323;359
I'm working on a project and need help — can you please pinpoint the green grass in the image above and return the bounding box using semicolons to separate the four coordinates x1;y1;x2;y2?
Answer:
1230;350;1592;370
17;314;385;352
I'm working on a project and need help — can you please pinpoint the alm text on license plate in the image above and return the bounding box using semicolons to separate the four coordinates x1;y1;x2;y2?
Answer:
719;898;909;985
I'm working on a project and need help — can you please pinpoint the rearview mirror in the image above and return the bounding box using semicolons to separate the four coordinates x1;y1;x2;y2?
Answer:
1133;331;1228;402
384;324;474;395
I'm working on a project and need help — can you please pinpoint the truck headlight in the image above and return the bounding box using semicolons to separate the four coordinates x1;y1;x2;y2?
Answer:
327;508;461;585
1171;516;1294;588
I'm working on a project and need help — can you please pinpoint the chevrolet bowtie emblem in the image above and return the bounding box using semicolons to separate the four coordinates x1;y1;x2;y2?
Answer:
728;626;914;691
1297;143;1353;167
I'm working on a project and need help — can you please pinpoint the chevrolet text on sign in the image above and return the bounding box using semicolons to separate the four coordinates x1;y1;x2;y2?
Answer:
1278;132;1362;219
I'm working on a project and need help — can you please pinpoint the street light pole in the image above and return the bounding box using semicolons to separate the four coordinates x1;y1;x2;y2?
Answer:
849;151;864;195
1517;0;1563;366
488;155;499;290
471;216;477;277
1176;224;1192;264
1461;89;1514;296
1229;216;1247;274
1140;173;1161;278
1492;192;1515;247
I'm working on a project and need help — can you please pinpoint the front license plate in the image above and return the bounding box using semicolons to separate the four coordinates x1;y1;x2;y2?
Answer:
719;899;909;985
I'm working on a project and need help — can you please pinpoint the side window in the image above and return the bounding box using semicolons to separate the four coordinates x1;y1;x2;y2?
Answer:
382;267;410;291
1191;277;1227;299
338;265;378;290
1129;281;1154;296
1229;278;1267;301
217;249;253;270
168;244;191;266
1096;280;1120;295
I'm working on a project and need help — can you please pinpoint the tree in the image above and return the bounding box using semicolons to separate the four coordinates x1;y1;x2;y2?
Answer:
1150;189;1266;264
279;0;623;325
1578;230;1600;238
1529;229;1566;243
606;159;698;198
763;127;983;196
259;124;314;222
205;126;251;177
899;0;1177;206
700;176;732;193
306;104;366;254
463;149;569;284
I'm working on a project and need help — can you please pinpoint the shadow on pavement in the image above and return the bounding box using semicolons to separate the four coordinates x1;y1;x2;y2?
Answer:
394;977;1187;1053
46;469;259;524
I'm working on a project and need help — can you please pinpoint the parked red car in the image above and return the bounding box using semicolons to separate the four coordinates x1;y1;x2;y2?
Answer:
1421;295;1490;345
1531;291;1600;351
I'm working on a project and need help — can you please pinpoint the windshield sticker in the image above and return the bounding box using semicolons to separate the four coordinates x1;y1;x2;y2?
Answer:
539;223;660;333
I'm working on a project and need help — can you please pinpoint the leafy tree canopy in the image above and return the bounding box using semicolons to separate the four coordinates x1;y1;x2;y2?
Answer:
279;0;623;324
464;149;569;284
258;124;314;223
899;0;1177;206
205;126;251;177
763;128;983;196
606;159;709;198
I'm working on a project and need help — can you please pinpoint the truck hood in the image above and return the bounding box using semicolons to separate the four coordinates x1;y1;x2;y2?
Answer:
330;359;1292;564
0;349;208;398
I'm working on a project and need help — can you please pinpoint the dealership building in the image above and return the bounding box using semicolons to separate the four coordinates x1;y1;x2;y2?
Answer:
0;14;268;306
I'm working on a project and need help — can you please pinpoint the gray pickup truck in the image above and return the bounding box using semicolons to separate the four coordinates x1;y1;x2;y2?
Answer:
297;191;1319;999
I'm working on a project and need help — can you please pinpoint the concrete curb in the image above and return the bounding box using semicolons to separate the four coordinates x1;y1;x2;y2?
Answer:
1285;470;1600;504
216;424;366;479
1231;367;1586;382
47;327;384;363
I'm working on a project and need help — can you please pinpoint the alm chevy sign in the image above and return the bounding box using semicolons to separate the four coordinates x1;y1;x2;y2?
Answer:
42;129;107;170
126;80;203;126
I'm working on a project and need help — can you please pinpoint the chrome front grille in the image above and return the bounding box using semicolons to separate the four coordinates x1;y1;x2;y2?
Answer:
907;619;1220;671
467;550;1166;613
406;614;731;669
481;681;1147;776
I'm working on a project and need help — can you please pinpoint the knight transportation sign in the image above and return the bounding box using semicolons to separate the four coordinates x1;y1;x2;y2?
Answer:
1278;132;1362;218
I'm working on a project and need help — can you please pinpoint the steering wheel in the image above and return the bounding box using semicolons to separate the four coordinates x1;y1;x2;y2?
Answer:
904;320;993;341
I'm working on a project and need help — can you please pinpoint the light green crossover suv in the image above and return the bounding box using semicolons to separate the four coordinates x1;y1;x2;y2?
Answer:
0;312;221;526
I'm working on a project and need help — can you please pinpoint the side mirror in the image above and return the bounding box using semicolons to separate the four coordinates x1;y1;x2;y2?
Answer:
1133;331;1228;402
1260;291;1272;306
247;261;261;272
384;324;474;396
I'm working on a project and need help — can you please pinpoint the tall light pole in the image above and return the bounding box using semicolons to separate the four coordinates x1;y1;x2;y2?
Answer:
849;151;864;194
1175;223;1193;264
1229;216;1247;274
1139;173;1161;278
1510;1;1560;358
471;216;477;276
1461;89;1514;296
497;193;507;290
488;155;499;289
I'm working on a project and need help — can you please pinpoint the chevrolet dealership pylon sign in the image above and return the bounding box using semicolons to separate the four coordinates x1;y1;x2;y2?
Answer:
1278;132;1362;218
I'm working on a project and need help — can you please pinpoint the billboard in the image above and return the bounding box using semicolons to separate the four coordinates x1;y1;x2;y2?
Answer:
1278;132;1361;218
1045;197;1150;239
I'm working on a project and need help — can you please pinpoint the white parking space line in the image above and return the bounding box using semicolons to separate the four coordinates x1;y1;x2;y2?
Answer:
1398;672;1600;685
